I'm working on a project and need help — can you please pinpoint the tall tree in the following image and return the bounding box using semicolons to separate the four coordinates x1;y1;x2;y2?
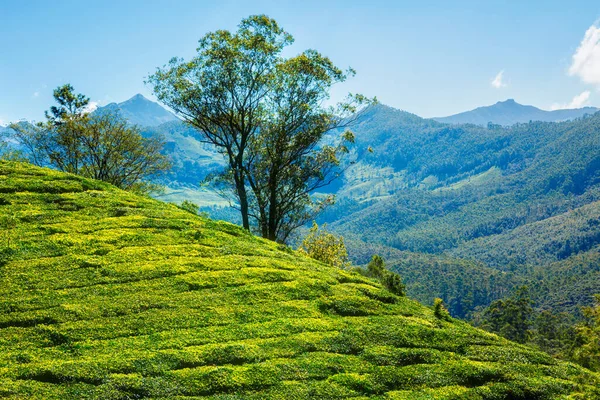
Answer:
148;15;291;230
149;15;372;238
10;84;171;193
245;51;368;242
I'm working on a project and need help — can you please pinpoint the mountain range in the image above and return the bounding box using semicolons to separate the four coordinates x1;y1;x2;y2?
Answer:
320;103;600;320
433;99;598;126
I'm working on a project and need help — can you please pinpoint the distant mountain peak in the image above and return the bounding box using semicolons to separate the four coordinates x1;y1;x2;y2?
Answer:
96;94;179;127
120;93;150;104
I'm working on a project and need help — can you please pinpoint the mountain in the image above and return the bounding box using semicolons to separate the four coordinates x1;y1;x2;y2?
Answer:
1;160;598;398
311;104;600;319
98;94;179;127
433;99;598;126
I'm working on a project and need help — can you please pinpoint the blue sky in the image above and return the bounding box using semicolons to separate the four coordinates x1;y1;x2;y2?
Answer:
1;0;600;124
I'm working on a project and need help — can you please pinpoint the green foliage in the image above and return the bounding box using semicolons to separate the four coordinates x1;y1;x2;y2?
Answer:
367;254;386;277
149;15;372;240
10;84;171;193
298;222;350;269
1;161;598;398
573;294;600;371
178;199;199;215
476;290;600;372
531;310;577;359
364;255;405;296
480;286;533;344
433;298;451;321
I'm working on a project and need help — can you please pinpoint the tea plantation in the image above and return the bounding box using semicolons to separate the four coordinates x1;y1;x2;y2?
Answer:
0;161;598;399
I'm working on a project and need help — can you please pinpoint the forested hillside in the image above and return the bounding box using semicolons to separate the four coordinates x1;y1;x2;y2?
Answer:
7;96;600;322
319;105;600;319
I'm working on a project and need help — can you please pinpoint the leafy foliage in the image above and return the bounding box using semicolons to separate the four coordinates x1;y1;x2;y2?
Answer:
298;222;350;269
359;255;405;296
479;286;534;344
573;294;600;370
433;298;451;321
149;15;372;240
10;84;171;193
177;200;200;215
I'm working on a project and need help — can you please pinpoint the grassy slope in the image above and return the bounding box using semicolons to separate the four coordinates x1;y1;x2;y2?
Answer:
0;162;599;399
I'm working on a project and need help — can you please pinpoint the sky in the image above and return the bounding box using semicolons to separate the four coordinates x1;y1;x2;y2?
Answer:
1;0;600;124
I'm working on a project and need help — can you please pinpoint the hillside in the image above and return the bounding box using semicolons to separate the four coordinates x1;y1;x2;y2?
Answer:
1;162;599;398
433;99;598;126
315;106;600;319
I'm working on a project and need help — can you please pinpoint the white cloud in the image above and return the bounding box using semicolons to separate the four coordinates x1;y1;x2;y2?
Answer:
569;22;600;87
0;118;5;127
550;90;591;110
32;91;39;98
83;101;100;114
491;70;506;89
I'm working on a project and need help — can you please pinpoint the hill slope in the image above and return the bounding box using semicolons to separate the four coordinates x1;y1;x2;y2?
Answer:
433;99;598;126
0;162;598;399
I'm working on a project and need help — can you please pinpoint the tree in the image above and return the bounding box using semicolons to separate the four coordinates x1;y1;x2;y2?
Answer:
10;84;171;193
572;294;600;371
532;310;576;357
148;15;289;230
362;255;405;296
245;50;368;242
148;15;372;238
481;286;533;344
298;222;350;269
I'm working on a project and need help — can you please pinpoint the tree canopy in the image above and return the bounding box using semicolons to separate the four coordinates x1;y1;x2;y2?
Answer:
148;15;372;241
10;84;171;193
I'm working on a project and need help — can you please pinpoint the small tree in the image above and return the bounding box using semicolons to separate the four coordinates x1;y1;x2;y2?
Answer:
298;222;350;269
572;294;600;371
364;255;405;296
178;200;200;215
433;298;451;321
10;84;171;193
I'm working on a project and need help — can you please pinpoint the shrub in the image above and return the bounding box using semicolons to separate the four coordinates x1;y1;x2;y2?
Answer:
364;255;405;297
434;298;451;321
298;222;350;269
178;200;199;215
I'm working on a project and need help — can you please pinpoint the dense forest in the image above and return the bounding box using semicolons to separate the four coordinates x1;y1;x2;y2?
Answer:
308;106;600;321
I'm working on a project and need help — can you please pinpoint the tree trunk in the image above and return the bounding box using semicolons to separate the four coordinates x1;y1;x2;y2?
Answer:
236;177;250;231
267;170;279;241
